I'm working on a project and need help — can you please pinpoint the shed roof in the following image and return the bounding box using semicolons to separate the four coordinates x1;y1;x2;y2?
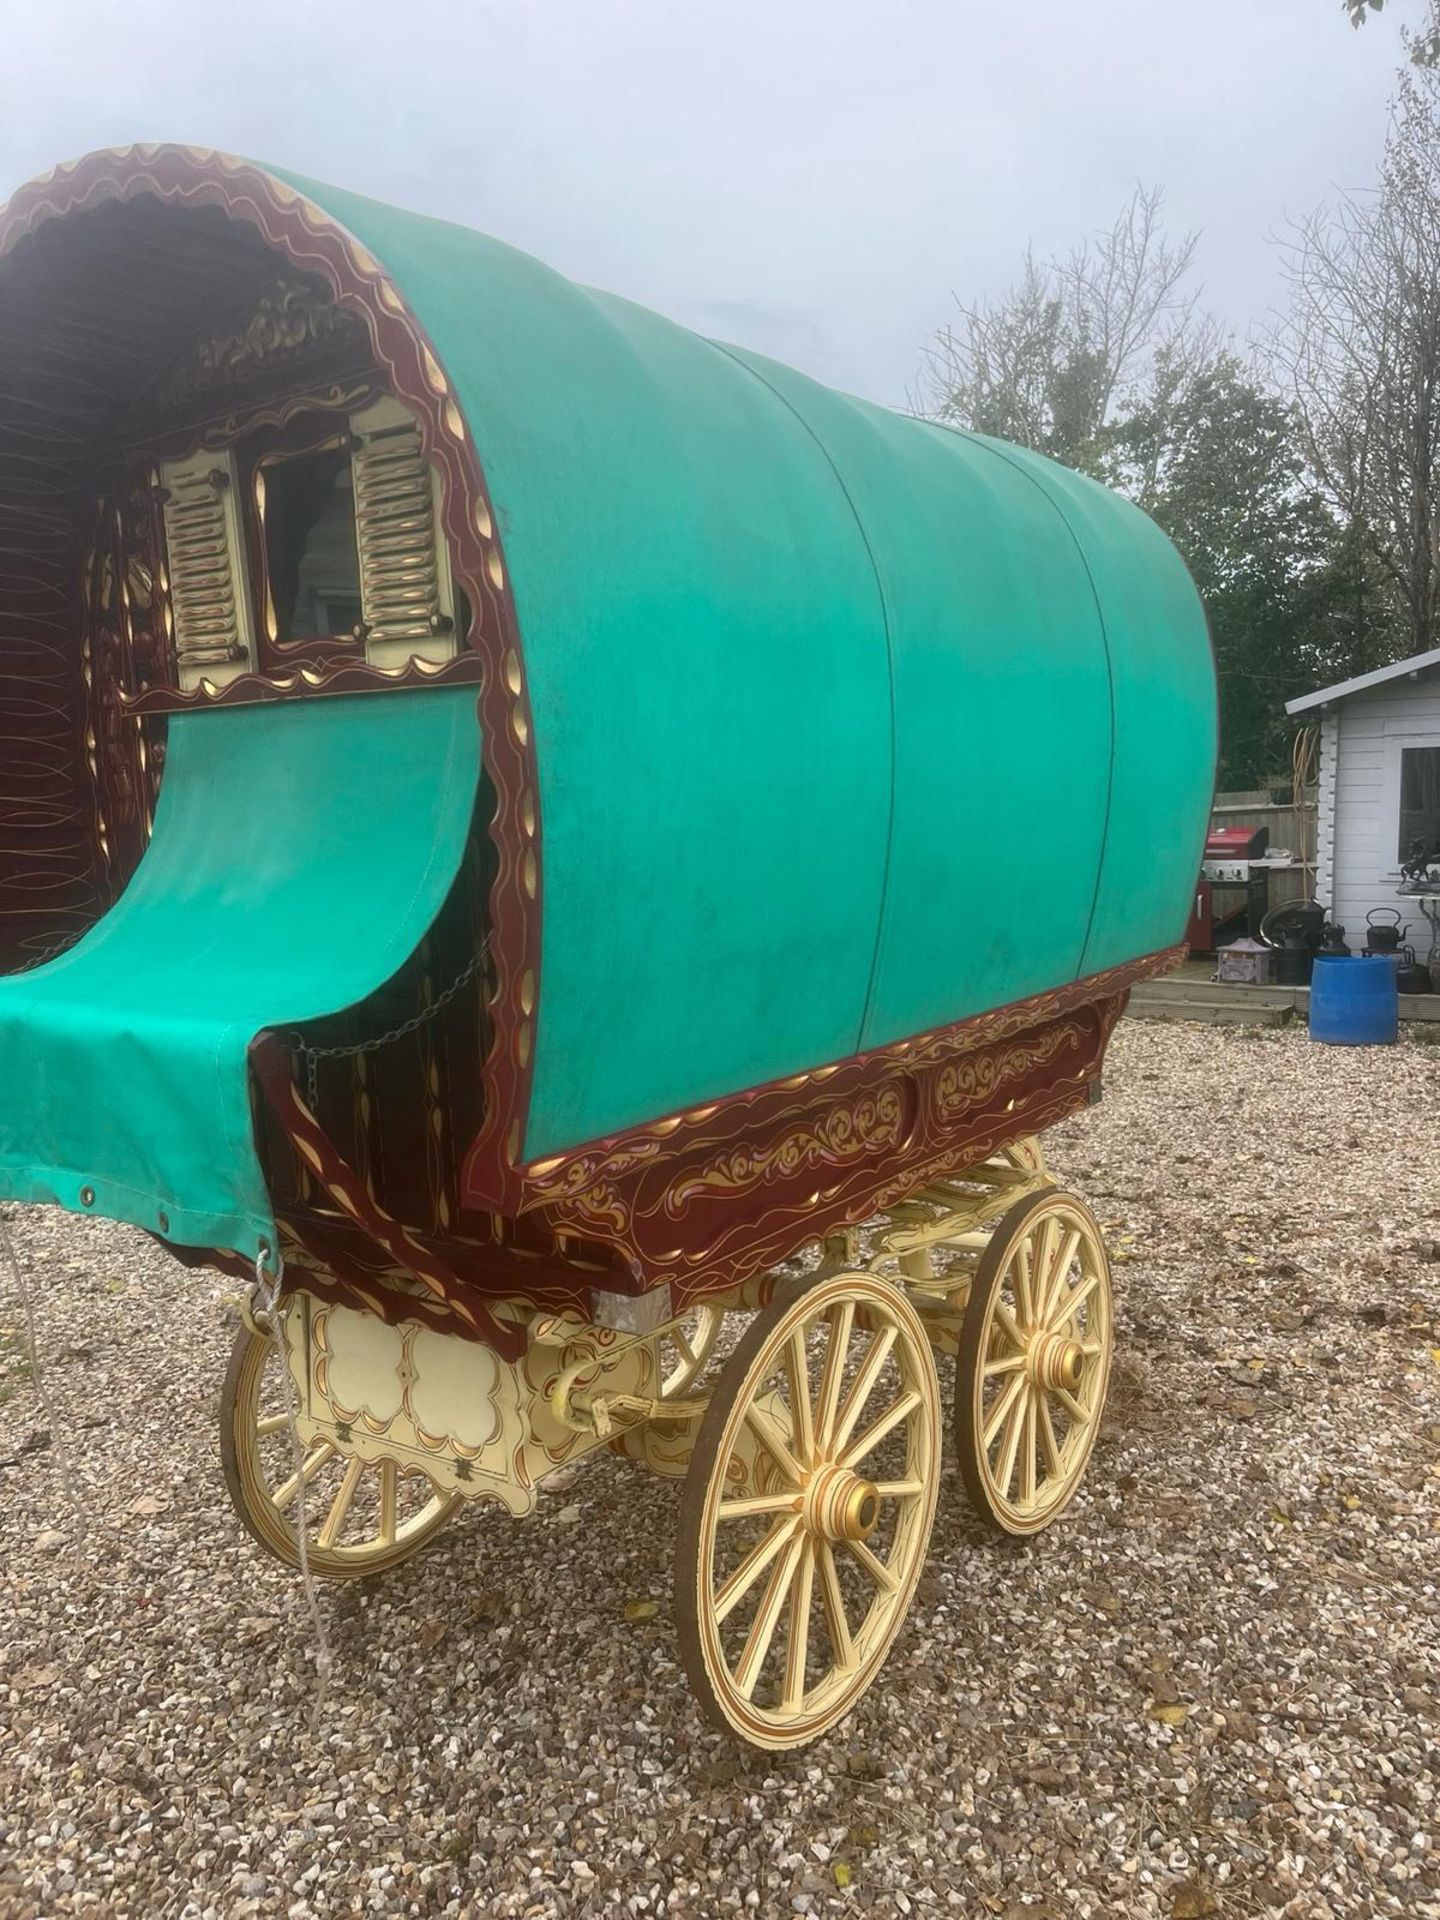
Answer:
1286;645;1440;716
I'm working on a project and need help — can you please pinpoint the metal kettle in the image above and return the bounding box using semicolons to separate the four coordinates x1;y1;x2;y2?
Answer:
1396;946;1433;995
1365;907;1408;954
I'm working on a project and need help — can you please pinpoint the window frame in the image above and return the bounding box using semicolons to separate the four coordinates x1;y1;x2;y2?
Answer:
243;412;368;674
1381;731;1440;871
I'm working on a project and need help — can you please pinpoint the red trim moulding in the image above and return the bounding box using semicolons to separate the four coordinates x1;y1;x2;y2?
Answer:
464;945;1181;1300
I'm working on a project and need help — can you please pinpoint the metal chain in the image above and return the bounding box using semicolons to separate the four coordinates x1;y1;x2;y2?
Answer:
0;1208;86;1517
297;942;490;1113
247;1248;335;1727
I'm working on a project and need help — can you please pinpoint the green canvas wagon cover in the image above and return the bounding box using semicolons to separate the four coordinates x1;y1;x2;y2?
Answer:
0;147;1215;1269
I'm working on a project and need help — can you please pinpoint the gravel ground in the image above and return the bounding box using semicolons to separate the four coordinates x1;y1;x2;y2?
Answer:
1;1018;1438;1920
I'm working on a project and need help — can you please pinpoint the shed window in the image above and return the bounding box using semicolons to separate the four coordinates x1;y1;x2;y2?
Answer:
1399;745;1440;860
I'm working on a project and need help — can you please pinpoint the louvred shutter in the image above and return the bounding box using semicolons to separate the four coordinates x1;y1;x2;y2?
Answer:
351;396;457;673
158;448;255;693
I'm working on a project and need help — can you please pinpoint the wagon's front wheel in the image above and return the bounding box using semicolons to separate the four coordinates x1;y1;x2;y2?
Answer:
220;1320;460;1579
954;1187;1113;1536
676;1272;941;1750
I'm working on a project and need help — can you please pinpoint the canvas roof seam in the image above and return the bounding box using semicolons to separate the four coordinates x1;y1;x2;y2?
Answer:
700;336;900;1063
924;421;1119;984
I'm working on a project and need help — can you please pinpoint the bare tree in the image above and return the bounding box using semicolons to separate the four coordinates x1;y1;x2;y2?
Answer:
1273;65;1440;653
918;185;1215;474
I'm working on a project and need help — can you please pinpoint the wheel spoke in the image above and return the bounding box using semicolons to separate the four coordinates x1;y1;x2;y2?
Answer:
1051;1270;1099;1328
1054;1385;1090;1424
813;1301;855;1449
781;1538;816;1713
743;1403;805;1485
816;1541;855;1671
717;1491;805;1522
1039;1228;1080;1329
994;1389;1027;1498
714;1514;802;1624
273;1440;335;1511
1014;1238;1034;1326
1037;1390;1063;1477
992;1299;1026;1351
733;1532;806;1700
1033;1219;1057;1325
784;1330;816;1464
844;1533;899;1593
317;1456;365;1548
378;1460;398;1547
256;1412;289;1438
982;1371;1026;1448
830;1324;898;1458
1018;1392;1037;1507
841;1386;921;1469
982;1352;1026;1379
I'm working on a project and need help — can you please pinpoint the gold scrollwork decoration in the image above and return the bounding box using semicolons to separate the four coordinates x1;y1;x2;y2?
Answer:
933;1020;1083;1120
167;277;356;400
665;1086;907;1214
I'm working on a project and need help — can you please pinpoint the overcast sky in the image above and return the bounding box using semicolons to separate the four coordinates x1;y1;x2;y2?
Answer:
0;0;1423;405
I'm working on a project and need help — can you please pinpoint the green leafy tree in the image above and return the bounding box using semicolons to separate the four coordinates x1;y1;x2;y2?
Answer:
1110;356;1396;783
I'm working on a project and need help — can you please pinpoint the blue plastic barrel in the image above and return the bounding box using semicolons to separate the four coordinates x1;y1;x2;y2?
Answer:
1308;953;1399;1046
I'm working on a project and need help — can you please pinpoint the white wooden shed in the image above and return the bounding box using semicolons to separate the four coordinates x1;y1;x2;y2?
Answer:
1286;647;1440;944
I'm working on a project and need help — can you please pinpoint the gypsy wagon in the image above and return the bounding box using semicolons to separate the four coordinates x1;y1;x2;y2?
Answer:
0;147;1215;1748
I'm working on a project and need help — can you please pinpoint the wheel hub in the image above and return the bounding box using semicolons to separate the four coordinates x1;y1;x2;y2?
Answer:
1029;1331;1084;1393
805;1462;881;1543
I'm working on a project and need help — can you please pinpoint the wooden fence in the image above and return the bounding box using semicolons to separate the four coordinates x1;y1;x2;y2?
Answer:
1210;785;1318;909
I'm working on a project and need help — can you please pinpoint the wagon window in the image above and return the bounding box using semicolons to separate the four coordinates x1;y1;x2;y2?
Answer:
1399;745;1440;861
157;395;458;692
262;445;364;644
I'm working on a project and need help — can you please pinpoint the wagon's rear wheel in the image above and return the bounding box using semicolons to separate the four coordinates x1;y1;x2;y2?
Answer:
220;1320;460;1579
676;1272;940;1750
954;1187;1113;1536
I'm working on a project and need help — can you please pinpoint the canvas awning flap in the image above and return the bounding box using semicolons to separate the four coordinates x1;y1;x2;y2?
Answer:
0;687;481;1259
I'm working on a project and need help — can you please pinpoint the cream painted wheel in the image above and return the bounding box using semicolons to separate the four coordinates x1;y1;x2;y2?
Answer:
676;1273;940;1750
220;1322;460;1579
659;1305;725;1398
955;1187;1113;1536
